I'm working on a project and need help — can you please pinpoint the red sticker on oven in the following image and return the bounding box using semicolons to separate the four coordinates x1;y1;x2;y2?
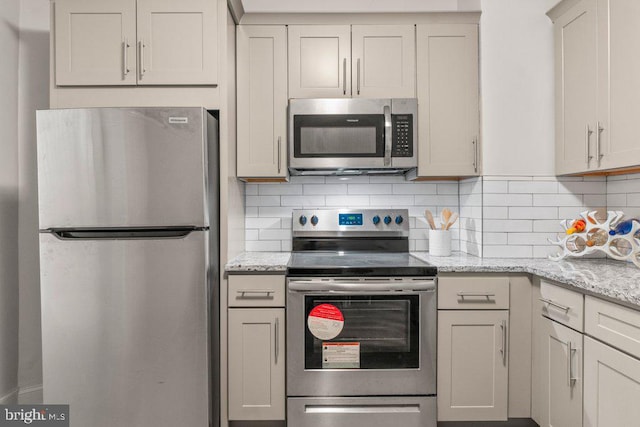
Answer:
308;304;344;340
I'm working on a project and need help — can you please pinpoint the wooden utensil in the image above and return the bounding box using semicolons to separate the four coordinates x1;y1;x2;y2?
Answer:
445;213;459;230
425;210;436;230
441;208;452;230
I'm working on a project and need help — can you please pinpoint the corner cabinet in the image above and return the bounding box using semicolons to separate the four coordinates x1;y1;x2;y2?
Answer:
236;26;288;179
550;0;640;174
416;24;480;177
288;25;416;99
53;0;218;86
227;274;286;421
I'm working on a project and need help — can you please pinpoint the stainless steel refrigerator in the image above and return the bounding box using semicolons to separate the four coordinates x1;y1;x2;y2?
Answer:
36;108;219;427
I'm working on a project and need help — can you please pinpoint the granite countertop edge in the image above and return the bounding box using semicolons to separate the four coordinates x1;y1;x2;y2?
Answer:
225;251;640;308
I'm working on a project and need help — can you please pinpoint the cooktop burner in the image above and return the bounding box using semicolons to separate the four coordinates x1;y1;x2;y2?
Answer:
287;209;437;277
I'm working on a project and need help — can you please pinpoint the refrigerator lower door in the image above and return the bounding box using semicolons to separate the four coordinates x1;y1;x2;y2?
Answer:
36;108;211;229
39;231;211;427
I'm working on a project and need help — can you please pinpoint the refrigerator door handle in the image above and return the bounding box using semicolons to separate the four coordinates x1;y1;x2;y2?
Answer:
48;227;202;240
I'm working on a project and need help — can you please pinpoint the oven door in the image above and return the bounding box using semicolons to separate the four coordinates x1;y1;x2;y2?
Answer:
286;278;436;397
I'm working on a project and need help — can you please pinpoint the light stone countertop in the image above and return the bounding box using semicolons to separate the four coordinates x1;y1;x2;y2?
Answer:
225;251;640;308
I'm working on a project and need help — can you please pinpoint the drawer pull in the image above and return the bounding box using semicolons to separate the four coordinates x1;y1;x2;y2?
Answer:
237;289;275;298
457;292;495;299
539;297;571;313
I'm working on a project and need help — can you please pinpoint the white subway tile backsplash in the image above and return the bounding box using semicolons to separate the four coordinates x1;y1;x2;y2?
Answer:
508;206;558;220
280;195;326;207
484;193;533;207
259;184;303;196
245;217;282;229
245;184;258;195
348;183;393;195
246;240;281;251
258;207;297;218
483;180;508;193
483;232;508;245
370;195;415;206
324;195;370;207
533;194;583;207
508;181;558;194
507;232;555;246
259;228;292;241
393;183;437;194
484;245;533;258
437;183;459;194
483;207;508;219
304;184;347;195
558;181;607;195
246;195;281;207
607;193;627;207
533;220;564;233
484;219;533;233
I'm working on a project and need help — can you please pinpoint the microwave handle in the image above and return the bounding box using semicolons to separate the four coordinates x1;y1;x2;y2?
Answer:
384;105;392;166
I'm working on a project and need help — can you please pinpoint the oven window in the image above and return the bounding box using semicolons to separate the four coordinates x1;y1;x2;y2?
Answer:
294;114;385;158
304;295;420;369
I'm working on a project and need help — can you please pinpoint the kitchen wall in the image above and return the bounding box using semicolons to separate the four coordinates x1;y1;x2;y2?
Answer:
0;0;21;405
245;176;461;252
459;177;483;257
607;173;640;218
16;0;49;404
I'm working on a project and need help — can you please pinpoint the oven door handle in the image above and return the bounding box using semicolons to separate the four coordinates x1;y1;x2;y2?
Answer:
288;280;436;293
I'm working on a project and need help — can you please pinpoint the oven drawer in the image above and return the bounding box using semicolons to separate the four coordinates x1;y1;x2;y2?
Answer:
287;396;436;427
438;276;510;309
228;274;285;307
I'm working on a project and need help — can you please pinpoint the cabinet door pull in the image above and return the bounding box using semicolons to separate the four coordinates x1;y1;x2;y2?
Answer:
472;138;478;173
500;320;507;366
343;58;347;95
275;317;280;364
139;39;146;78
596;122;604;166
277;136;282;174
585;124;593;164
123;38;130;76
539;297;571;313
567;341;578;387
357;58;361;95
237;289;275;298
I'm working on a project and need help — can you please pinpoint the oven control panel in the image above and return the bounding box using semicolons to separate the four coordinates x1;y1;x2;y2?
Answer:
293;209;409;236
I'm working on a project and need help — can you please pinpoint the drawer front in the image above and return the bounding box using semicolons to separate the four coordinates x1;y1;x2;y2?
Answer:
539;281;584;332
586;296;640;358
438;276;510;309
228;274;285;307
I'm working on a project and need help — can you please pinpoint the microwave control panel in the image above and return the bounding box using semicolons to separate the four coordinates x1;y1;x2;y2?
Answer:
391;115;413;157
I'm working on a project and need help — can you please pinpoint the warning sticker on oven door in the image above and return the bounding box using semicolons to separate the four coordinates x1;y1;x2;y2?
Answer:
322;342;360;369
308;304;344;340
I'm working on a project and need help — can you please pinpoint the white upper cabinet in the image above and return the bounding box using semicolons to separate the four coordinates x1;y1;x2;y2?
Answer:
288;25;351;98
54;0;217;87
553;0;598;175
288;25;416;99
236;26;288;178
416;24;480;177
351;25;416;98
55;0;137;86
136;0;218;85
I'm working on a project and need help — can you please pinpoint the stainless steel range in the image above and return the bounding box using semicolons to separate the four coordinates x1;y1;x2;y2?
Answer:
286;209;437;427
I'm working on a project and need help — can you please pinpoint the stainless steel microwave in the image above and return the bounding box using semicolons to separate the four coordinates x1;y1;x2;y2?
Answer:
288;98;417;175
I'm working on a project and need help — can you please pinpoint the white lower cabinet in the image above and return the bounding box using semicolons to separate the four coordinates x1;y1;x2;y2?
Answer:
228;308;285;420
437;310;509;421
538;316;583;427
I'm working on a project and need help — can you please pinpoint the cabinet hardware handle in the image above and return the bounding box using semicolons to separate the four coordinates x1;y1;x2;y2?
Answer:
585;124;594;164
343;58;347;95
237;289;275;297
275;317;280;364
472;138;478;173
567;341;578;386
500;320;507;366
596;122;604;166
539;297;571;313
139;39;146;78
277;136;282;174
357;58;361;95
384;105;392;167
457;291;495;298
123;38;130;77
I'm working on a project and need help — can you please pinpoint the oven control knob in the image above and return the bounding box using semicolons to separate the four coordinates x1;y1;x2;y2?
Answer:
372;215;381;225
395;215;404;225
299;215;307;226
310;215;319;226
384;215;392;225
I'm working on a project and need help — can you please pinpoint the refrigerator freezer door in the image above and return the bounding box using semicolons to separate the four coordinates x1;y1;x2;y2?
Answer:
39;231;210;427
37;108;210;229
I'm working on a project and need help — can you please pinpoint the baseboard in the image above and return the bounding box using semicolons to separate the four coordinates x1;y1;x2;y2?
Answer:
0;388;19;405
438;419;539;427
18;384;43;404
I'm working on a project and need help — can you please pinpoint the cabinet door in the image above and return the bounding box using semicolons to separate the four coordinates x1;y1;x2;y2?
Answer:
228;309;285;420
54;0;137;86
438;310;508;421
597;0;640;170
538;317;583;427
554;0;598;174
416;24;479;177
236;26;288;178
288;25;351;98
351;25;415;98
136;0;217;85
584;336;640;427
